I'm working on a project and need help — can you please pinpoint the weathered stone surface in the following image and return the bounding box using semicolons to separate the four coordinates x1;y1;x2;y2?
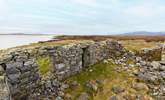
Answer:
112;86;125;94
77;92;89;100
136;47;162;61
132;83;149;92
0;76;10;100
137;60;165;98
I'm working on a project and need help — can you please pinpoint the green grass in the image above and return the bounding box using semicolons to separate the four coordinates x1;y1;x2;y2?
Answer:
66;61;116;85
64;60;152;100
64;61;118;99
36;56;52;76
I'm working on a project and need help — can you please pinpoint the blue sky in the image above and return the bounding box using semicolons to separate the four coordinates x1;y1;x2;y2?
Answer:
1;0;165;35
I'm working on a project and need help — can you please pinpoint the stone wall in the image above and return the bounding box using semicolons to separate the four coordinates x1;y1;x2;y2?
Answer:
0;40;127;99
0;40;163;99
136;47;162;61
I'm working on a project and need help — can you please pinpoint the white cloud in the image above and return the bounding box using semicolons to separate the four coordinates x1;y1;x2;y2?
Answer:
123;1;165;17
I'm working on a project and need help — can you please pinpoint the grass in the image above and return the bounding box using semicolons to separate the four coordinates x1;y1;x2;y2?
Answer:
66;61;116;84
64;61;116;99
14;40;92;49
56;35;165;42
36;56;52;76
120;40;159;51
64;60;152;100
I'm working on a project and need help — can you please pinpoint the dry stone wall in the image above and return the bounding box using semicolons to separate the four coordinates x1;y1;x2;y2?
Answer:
136;47;162;61
0;40;163;99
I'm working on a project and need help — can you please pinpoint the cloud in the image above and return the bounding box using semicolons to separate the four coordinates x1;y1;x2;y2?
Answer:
71;0;97;7
123;1;165;17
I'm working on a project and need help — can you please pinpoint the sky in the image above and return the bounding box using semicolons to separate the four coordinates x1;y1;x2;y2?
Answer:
0;0;165;35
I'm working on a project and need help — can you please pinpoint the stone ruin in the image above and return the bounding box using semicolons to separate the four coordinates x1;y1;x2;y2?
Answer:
0;40;163;100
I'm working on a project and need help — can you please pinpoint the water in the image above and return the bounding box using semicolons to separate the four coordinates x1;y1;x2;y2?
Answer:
0;35;55;50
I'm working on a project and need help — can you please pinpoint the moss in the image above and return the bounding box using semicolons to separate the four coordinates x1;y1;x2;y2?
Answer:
36;56;52;76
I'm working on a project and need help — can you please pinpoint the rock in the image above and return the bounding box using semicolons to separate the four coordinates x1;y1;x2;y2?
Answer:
56;64;65;72
8;73;20;84
135;94;145;100
112;86;125;94
160;72;165;79
140;61;147;66
160;60;165;65
86;81;98;92
55;96;63;100
96;79;104;85
136;57;142;62
45;80;52;88
123;94;136;100
0;65;4;75
70;81;79;88
103;60;108;64
64;93;72;100
151;61;160;70
61;84;69;91
137;73;159;84
6;64;20;74
132;83;149;92
160;65;165;71
77;92;89;100
0;76;10;100
109;95;118;100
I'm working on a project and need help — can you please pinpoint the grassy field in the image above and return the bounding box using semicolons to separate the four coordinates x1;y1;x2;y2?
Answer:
18;35;165;51
56;35;165;42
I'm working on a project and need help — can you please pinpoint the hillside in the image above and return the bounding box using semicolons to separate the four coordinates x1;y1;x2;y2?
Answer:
123;31;165;36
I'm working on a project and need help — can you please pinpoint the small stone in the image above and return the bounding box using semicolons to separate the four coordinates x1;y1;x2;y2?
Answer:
112;86;125;94
136;94;145;100
160;60;165;65
77;92;89;100
150;61;160;70
89;69;93;72
109;96;118;100
160;72;165;79
160;65;165;71
0;65;4;75
70;81;79;88
55;96;63;100
45;80;52;88
132;83;149;92
60;83;69;91
103;60;108;64
86;81;98;92
64;93;72;100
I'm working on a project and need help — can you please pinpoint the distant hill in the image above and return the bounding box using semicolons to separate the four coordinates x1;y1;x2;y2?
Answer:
123;31;165;36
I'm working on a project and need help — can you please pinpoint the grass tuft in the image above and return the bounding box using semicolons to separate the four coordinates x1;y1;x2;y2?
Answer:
36;56;52;76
